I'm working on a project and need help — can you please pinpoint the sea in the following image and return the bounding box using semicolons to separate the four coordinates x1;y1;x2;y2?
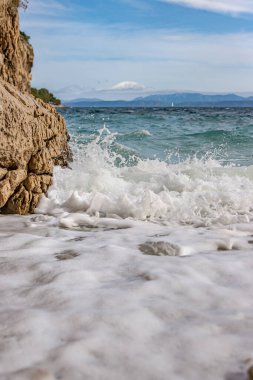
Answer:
1;107;253;380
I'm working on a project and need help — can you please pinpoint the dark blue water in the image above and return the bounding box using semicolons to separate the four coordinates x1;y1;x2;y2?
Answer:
59;107;253;166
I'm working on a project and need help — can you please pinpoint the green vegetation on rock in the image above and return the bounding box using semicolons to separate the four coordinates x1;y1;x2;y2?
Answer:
31;88;61;106
20;31;30;42
18;0;28;10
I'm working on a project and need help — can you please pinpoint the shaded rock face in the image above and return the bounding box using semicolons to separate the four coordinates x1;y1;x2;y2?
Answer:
0;0;71;214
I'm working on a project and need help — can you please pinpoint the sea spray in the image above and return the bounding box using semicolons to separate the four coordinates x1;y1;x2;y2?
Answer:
36;124;253;227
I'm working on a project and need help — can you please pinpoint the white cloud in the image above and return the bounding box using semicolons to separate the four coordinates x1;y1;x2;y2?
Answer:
159;0;253;14
20;12;253;97
111;81;146;91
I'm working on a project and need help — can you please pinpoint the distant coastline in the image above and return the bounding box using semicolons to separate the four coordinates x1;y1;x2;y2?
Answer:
63;92;253;108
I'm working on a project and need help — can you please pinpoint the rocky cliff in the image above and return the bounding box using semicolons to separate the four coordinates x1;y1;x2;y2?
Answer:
0;0;33;92
0;0;71;214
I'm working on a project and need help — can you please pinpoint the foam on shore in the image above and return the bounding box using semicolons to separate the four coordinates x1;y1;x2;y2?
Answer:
0;214;253;379
1;128;253;379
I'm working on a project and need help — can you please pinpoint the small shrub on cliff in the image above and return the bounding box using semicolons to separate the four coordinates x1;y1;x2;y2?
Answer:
20;31;30;42
31;88;61;106
18;0;28;10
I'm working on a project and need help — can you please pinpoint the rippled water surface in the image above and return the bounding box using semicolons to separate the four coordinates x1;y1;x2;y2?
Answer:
59;107;253;166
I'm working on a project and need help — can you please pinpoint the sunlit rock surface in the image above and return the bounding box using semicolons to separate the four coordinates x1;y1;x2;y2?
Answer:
0;0;70;214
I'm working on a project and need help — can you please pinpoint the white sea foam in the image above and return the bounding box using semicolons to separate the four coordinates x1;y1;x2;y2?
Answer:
0;214;253;380
138;128;151;136
1;129;253;379
36;129;253;228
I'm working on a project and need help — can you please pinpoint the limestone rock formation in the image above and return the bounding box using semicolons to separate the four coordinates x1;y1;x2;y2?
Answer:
0;0;71;214
0;0;33;92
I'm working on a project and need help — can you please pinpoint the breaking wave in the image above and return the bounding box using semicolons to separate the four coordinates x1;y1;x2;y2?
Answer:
36;127;253;227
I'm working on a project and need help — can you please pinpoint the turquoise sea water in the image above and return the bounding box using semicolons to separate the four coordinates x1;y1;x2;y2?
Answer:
59;107;253;167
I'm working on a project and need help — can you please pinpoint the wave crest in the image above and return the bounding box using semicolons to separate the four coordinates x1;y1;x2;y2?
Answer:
36;127;253;227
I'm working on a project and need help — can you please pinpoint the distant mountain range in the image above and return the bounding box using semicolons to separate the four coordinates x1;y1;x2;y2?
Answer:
63;92;253;108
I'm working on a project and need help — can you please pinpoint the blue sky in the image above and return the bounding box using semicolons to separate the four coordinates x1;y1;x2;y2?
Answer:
20;0;253;100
